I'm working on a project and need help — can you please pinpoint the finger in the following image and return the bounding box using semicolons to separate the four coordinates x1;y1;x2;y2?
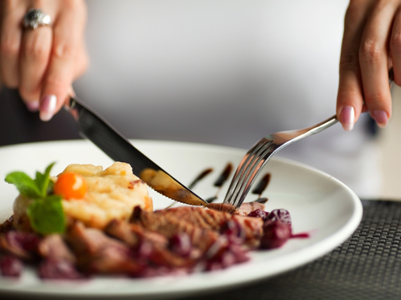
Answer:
0;2;25;88
359;1;395;128
390;7;401;86
40;2;86;121
19;25;52;109
337;0;374;131
73;42;89;79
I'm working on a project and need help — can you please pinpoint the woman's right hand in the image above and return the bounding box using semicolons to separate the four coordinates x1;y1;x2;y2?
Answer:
0;0;88;121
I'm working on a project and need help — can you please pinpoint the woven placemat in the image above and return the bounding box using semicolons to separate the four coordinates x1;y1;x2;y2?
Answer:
183;200;401;300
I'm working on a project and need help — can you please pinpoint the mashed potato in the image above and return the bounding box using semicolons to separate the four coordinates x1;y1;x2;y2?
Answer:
13;162;153;230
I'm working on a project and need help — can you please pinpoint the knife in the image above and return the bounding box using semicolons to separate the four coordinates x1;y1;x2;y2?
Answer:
64;96;208;207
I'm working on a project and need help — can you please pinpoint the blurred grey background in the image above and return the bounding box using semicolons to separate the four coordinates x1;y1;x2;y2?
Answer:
2;0;399;199
74;0;384;198
75;0;345;146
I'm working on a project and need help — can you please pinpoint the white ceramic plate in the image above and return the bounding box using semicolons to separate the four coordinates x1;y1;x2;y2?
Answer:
0;140;362;299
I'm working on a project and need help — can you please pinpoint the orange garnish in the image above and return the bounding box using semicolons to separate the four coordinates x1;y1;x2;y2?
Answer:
54;172;87;200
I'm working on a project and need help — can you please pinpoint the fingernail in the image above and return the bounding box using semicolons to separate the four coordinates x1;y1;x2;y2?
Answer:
26;101;39;112
339;106;355;131
371;110;388;128
40;95;57;121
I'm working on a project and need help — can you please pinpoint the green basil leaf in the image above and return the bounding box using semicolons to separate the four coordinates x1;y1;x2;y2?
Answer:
5;171;42;198
34;162;55;197
47;180;55;195
26;195;65;235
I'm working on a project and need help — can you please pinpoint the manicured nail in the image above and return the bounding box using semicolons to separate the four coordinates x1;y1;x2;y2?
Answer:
26;101;39;112
40;95;57;121
371;110;388;128
339;106;355;131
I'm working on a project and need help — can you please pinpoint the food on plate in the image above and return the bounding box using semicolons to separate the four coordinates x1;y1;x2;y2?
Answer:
11;162;152;232
0;162;302;280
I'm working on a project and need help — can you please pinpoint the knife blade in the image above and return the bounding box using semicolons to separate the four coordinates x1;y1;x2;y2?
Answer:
64;96;208;207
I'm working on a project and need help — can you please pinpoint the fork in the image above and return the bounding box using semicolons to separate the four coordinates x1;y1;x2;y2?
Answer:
223;115;338;208
224;69;395;208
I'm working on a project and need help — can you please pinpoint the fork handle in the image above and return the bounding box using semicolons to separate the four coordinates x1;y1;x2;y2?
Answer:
273;115;338;144
303;115;338;136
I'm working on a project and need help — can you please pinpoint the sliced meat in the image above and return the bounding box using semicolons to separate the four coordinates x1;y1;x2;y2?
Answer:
105;219;195;269
131;207;219;253
105;219;168;249
234;202;266;216
38;234;76;263
232;215;263;247
130;223;168;248
131;206;264;251
154;207;232;231
208;203;236;214
155;206;263;245
104;219;140;248
148;244;195;269
67;222;143;275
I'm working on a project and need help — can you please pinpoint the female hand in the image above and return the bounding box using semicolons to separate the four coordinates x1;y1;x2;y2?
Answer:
337;0;401;131
0;0;88;121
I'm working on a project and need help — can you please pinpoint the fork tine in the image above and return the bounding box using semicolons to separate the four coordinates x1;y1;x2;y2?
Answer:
224;140;266;202
230;143;274;207
226;140;274;207
231;142;271;196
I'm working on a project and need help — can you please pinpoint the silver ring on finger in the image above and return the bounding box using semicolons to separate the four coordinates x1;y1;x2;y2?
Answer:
23;9;52;30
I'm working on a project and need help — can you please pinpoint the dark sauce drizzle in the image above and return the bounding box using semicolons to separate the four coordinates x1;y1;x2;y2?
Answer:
213;163;233;188
251;172;271;204
166;168;214;209
188;168;213;189
166;164;271;208
254;197;269;204
205;163;233;203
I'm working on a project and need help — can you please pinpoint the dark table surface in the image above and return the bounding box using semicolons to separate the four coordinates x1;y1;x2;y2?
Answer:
1;89;401;300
